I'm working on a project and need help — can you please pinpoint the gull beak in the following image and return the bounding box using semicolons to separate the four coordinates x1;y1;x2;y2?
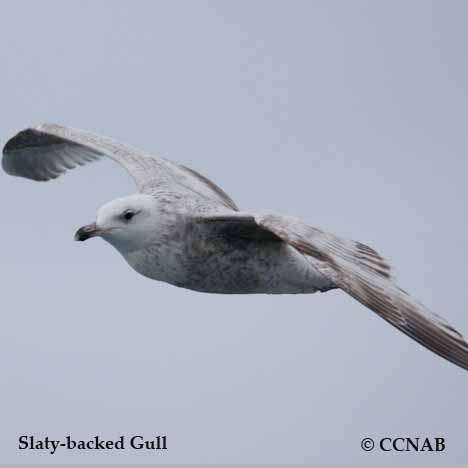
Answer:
74;222;102;241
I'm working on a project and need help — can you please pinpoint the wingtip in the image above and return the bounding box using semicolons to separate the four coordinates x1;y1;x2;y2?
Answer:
2;124;67;178
3;123;65;149
2;129;28;175
3;129;23;155
3;126;42;153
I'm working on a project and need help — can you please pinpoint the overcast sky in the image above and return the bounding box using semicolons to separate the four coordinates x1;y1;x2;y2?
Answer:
1;0;468;463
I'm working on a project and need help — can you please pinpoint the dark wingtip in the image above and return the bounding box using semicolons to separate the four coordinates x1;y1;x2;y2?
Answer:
2;126;65;177
3;127;64;154
3;130;21;155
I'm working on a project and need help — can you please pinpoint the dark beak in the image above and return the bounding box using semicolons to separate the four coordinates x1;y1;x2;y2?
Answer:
74;222;101;241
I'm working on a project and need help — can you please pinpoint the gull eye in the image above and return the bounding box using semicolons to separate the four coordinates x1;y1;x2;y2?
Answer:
123;210;135;221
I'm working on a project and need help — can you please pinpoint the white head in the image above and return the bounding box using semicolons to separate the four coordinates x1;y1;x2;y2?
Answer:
75;194;158;253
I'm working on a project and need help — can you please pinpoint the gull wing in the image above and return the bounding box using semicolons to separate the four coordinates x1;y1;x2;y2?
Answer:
201;213;468;371
2;124;238;210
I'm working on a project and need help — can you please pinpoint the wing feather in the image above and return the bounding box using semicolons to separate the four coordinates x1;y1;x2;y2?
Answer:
2;124;238;210
256;213;468;371
200;212;468;371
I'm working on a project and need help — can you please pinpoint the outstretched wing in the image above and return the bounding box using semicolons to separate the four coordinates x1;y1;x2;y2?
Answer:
2;124;238;210
201;213;468;371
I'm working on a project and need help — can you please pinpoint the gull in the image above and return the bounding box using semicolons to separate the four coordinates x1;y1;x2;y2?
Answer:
3;123;468;371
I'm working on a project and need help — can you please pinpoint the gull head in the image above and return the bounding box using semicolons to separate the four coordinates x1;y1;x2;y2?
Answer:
75;194;158;253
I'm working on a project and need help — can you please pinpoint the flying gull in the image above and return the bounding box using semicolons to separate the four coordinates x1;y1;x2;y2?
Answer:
3;124;468;371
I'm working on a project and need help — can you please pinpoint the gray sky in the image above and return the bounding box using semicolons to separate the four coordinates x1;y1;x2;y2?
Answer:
1;0;468;463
